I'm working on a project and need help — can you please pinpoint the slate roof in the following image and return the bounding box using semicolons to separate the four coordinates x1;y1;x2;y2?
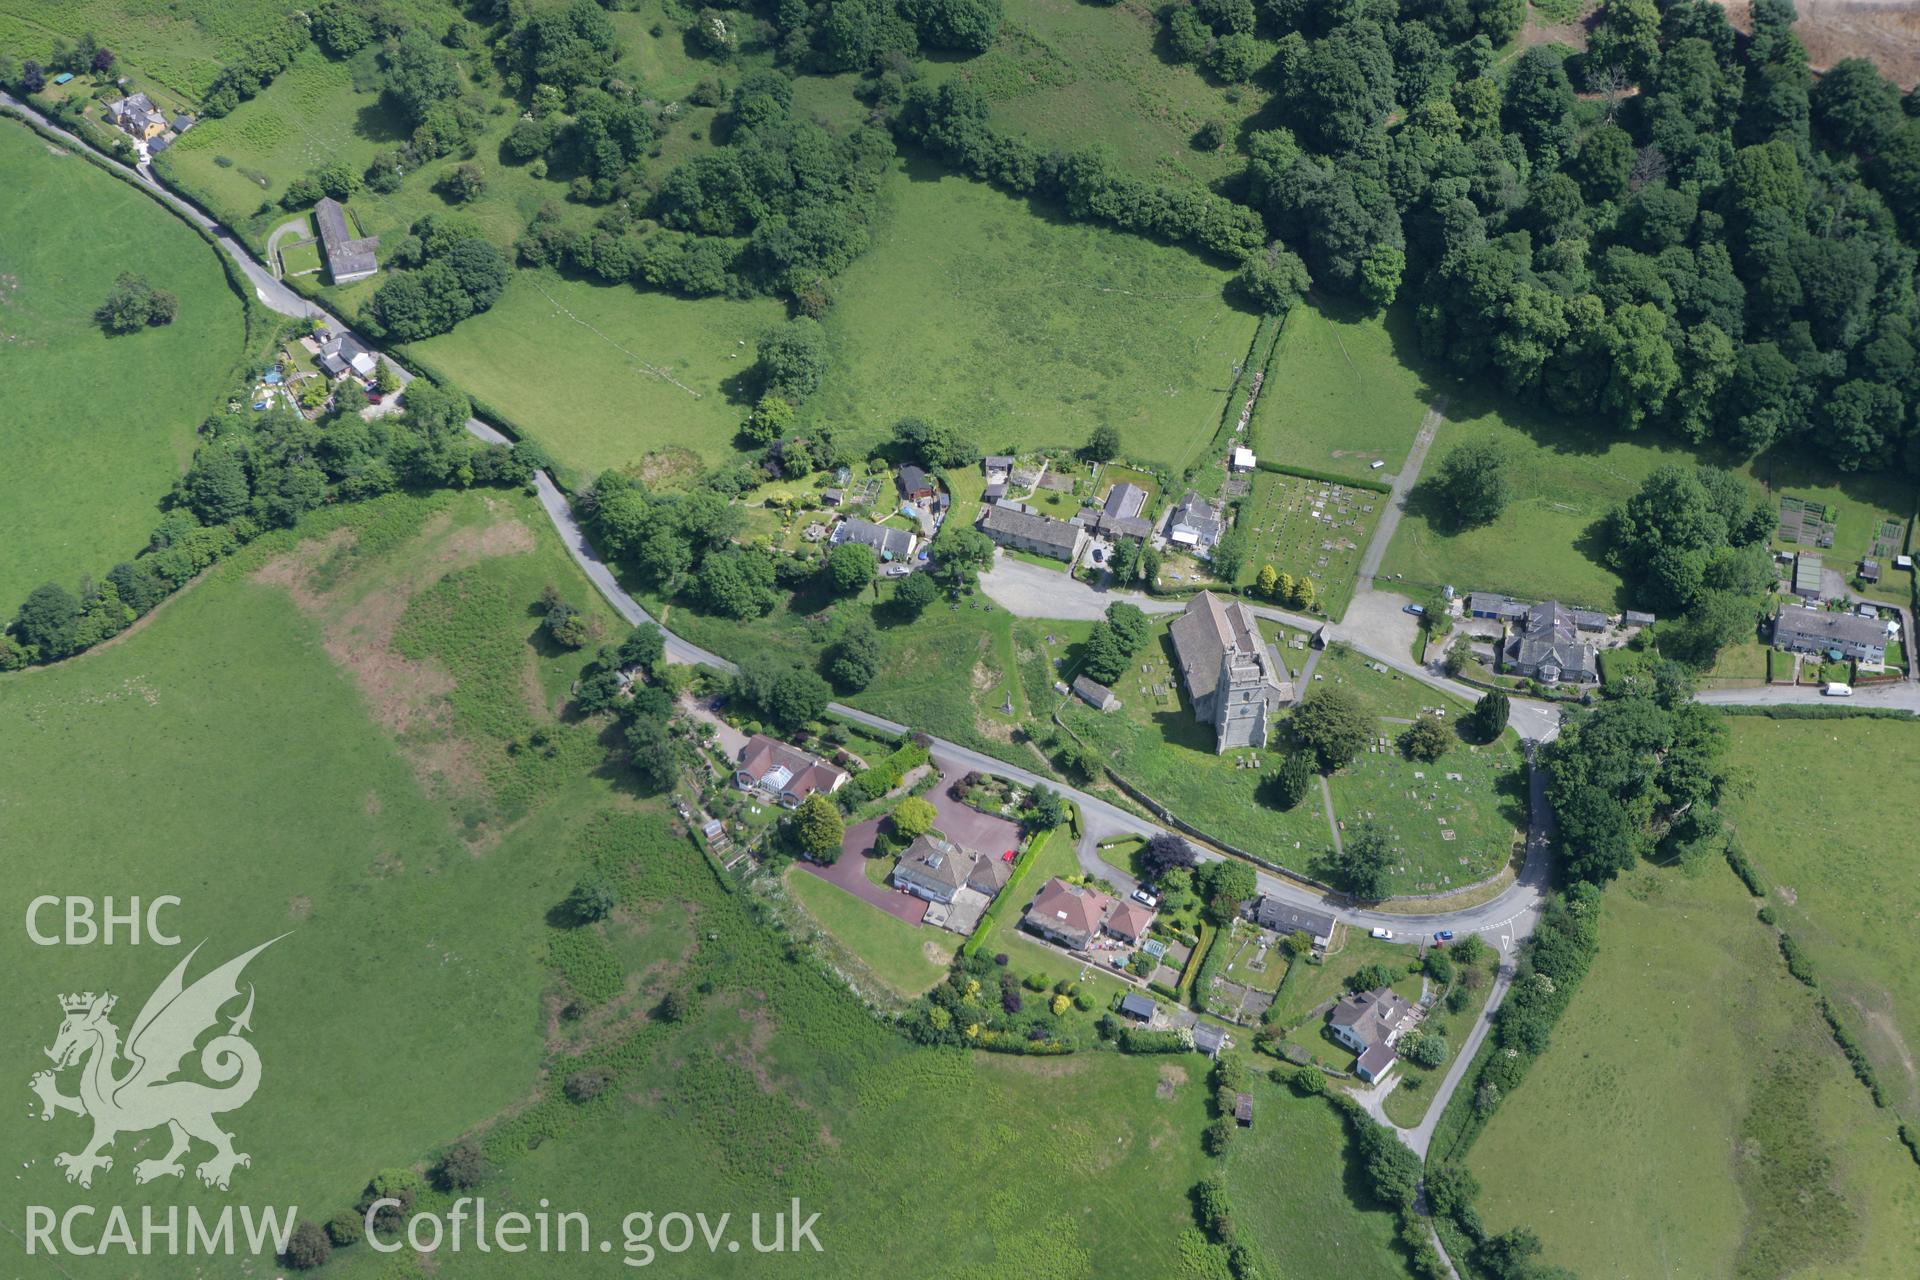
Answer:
1167;491;1223;545
1104;482;1147;520
1250;897;1336;942
831;518;915;561
1505;601;1597;680
1331;987;1415;1068
893;834;972;897
1120;992;1158;1021
1469;591;1529;619
979;504;1084;557
897;464;933;495
983;455;1014;474
1169;591;1285;709
1072;675;1117;710
1772;605;1886;651
1192;1023;1227;1055
313;197;380;281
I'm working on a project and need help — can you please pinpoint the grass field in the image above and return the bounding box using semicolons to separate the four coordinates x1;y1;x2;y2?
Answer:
0;120;247;613
406;268;785;480
802;160;1260;475
0;0;294;99
1719;717;1920;1116
0;490;613;1241
920;0;1272;188
1468;864;1920;1279
783;865;954;1000
1224;1079;1414;1280
1233;468;1385;619
1249;302;1441;481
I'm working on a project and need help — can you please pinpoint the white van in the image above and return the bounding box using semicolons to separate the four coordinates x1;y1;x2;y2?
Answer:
1823;682;1854;697
1369;459;1386;470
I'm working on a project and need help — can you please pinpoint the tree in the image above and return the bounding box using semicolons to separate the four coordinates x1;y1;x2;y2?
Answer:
656;989;689;1022
1209;528;1247;582
758;319;828;399
823;540;876;594
1197;858;1257;922
828;617;884;690
1263;751;1315;811
1428;439;1509;530
1289;684;1371;770
1469;688;1509;743
544;599;590;648
15;582;81;657
1025;785;1068;831
695;550;778;619
893;416;980;469
731;655;832;731
1588;0;1661;82
94;272;174;332
892;796;937;839
1401;1029;1448;1069
793;794;844;862
284;1220;331;1270
1139;832;1198;881
1237;242;1310;315
20;60;44;94
930;522;994;588
892;568;938;615
1322;820;1393;899
434;1140;490;1191
566;873;617;923
1811;57;1901;152
439;163;488;203
1256;564;1279;598
1079;622;1130;684
1105;602;1151;654
740;394;794;445
1398;714;1452;762
1084;423;1122;462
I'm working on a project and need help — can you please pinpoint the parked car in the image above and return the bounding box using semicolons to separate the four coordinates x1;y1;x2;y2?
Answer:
1823;682;1854;697
1132;888;1159;908
1403;604;1425;616
1434;930;1455;942
1369;927;1394;940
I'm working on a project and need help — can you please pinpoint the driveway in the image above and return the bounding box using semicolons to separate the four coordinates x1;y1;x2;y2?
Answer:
799;825;928;925
928;757;1024;854
979;553;1179;620
1359;396;1445;587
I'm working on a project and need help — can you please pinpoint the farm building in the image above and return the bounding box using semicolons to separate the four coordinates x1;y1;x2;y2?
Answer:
1770;605;1888;663
896;465;935;501
1169;592;1292;752
979;504;1089;564
313;197;380;284
733;735;849;809
1468;592;1530;621
1072;676;1119;712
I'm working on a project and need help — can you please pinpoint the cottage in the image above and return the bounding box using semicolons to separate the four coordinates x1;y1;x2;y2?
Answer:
891;834;976;905
316;331;378;381
1791;553;1826;601
1169;592;1293;752
978;504;1089;564
313;196;380;284
1023;878;1113;950
1330;987;1417;1083
831;517;917;562
1502;601;1599;685
1119;992;1158;1022
1230;446;1257;473
733;734;850;809
1165;491;1225;554
1771;605;1888;664
897;465;935;502
1104;900;1154;944
1080;510;1155;541
106;92;168;141
1072;676;1119;713
1249;898;1336;952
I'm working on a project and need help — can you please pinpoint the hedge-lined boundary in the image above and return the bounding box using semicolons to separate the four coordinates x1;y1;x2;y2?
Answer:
1713;704;1918;721
1253;458;1393;494
959;827;1051;959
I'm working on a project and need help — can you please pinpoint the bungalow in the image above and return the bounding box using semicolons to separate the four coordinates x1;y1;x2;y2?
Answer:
1330;987;1416;1083
315;331;379;381
1104;482;1147;520
1249;897;1336;952
313;196;381;284
966;854;1012;897
733;734;850;809
1072;675;1119;713
897;465;935;502
831;517;916;562
1771;604;1888;663
1165;491;1225;554
1023;877;1113;950
979;504;1089;564
1104;900;1154;944
891;834;976;905
1119;992;1158;1022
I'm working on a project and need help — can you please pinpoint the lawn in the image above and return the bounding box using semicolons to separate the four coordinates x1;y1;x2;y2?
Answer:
1468;864;1920;1279
1233;468;1386;619
1249;301;1442;481
407;269;786;480
0;120;248;613
802;159;1261;475
1719;717;1920;1117
0;491;612;1236
1224;1079;1417;1280
1379;946;1499;1128
783;864;954;1000
920;0;1271;191
1748;451;1916;607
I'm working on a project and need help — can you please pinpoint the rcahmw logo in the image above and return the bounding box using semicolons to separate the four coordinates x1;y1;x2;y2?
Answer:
23;933;299;1261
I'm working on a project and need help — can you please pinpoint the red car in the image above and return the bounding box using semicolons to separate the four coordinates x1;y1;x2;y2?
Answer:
1002;849;1016;863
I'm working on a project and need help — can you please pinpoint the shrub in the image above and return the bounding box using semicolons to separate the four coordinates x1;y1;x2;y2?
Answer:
325;1208;362;1246
564;1068;613;1102
1779;933;1816;985
1291;1064;1326;1096
434;1139;490;1190
1725;842;1767;897
1401;1029;1449;1069
1202;1116;1235;1155
283;1220;331;1270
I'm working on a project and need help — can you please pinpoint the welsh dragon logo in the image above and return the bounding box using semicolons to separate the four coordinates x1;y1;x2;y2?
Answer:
28;937;283;1191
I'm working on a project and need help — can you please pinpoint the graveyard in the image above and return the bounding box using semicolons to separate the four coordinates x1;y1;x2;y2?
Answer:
1233;469;1386;620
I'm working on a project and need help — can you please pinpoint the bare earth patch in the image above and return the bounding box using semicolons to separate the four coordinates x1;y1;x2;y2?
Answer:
1157;1063;1189;1099
1717;0;1920;88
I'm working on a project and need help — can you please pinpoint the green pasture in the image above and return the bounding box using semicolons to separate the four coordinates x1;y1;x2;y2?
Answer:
0;120;247;612
1720;717;1920;1116
0;0;295;98
783;865;954;1000
1250;302;1440;480
1468;864;1920;1280
804;161;1259;474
